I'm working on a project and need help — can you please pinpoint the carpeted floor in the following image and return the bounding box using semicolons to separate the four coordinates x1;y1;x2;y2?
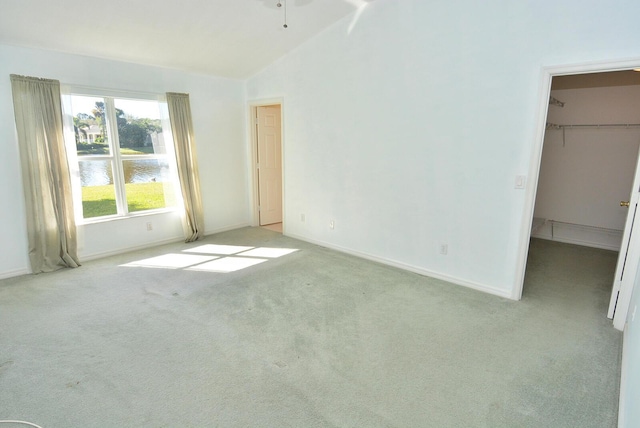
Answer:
0;228;622;427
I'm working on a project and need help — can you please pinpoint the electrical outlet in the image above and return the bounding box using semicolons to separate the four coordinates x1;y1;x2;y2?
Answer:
329;220;335;230
146;222;153;231
440;244;448;255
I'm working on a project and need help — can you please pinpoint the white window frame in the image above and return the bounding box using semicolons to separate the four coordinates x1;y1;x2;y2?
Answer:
61;86;182;224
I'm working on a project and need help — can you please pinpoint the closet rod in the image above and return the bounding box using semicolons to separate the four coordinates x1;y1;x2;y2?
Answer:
546;121;640;147
546;122;640;130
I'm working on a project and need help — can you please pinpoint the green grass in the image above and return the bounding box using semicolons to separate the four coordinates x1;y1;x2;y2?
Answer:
120;147;156;155
76;143;109;155
77;145;155;156
81;182;172;218
82;185;116;218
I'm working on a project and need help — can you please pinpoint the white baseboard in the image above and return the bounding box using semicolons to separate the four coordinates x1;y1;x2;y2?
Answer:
532;221;622;251
618;326;629;428
80;235;185;262
205;222;251;237
0;267;30;280
285;232;513;300
80;223;252;262
0;224;254;276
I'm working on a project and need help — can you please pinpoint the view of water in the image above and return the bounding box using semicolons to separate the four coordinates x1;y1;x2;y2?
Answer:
79;158;172;186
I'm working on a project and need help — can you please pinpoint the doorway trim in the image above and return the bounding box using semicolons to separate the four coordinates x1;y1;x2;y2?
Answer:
247;97;284;230
514;58;640;321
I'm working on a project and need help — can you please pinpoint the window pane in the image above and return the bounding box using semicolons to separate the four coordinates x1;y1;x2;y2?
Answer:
66;92;178;220
123;158;177;213
70;95;109;155
78;160;117;218
114;99;166;155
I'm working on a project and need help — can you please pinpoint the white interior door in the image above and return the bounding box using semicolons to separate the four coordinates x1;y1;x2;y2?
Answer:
608;148;640;329
256;105;282;226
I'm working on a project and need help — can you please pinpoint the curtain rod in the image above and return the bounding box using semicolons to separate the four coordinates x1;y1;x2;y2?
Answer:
61;83;166;101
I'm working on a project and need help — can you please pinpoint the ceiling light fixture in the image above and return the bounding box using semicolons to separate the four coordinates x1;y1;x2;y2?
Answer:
262;0;314;29
633;68;640;72
277;0;288;28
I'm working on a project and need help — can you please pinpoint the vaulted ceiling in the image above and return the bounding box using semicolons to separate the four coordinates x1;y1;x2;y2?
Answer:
0;0;371;79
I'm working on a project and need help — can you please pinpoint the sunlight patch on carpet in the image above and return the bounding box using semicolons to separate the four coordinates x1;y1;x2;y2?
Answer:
183;244;254;255
237;247;298;258
120;244;299;273
186;256;268;273
121;254;218;269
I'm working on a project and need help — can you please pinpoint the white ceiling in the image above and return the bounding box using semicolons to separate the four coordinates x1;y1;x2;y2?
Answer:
0;0;370;79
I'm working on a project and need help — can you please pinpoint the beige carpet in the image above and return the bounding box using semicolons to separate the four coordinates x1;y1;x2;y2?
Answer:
0;228;622;427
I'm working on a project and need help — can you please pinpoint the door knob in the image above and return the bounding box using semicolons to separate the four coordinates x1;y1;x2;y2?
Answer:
621;201;630;207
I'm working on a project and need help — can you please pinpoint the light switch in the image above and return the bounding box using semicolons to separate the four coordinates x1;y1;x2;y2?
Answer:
515;175;526;189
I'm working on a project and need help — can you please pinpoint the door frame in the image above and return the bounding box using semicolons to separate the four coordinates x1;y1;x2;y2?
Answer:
247;98;284;230
514;58;640;329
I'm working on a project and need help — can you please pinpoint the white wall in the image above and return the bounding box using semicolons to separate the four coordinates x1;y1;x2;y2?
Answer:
246;0;640;298
1;3;639;425
533;86;640;250
245;3;640;425
621;269;640;427
0;44;249;277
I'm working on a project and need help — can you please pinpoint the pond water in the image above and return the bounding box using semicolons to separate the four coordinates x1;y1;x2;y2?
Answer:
79;158;173;186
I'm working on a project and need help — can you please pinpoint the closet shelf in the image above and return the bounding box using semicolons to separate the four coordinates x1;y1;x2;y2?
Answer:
549;97;565;107
546;122;640;130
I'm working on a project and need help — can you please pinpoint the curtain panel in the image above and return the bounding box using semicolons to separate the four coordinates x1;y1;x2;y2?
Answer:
166;92;205;242
10;74;80;272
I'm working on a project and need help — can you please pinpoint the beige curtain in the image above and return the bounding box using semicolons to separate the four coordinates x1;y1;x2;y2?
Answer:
166;92;204;242
10;74;80;273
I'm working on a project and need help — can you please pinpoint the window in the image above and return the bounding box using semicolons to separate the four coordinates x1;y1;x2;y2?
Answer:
65;93;179;220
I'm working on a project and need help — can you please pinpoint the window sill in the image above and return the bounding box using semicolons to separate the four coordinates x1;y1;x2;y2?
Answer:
78;207;180;226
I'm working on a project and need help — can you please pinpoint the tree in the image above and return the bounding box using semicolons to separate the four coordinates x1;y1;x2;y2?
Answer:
91;102;109;143
88;102;163;149
118;120;149;148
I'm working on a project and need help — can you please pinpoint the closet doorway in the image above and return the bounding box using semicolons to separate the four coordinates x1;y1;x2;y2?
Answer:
525;69;640;328
249;100;284;232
